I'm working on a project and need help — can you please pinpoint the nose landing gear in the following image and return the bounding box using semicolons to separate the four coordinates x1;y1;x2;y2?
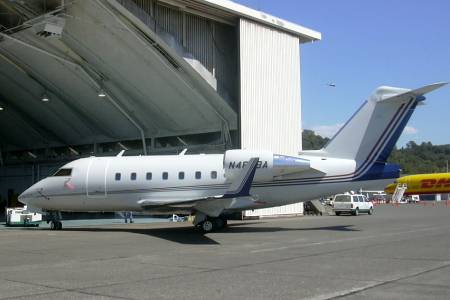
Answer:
46;211;63;230
50;220;63;230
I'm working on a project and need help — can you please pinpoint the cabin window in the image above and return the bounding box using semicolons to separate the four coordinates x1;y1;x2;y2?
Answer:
211;171;217;179
179;172;185;180
53;168;72;177
131;172;137;181
162;172;168;180
115;173;121;181
146;172;152;180
195;171;201;180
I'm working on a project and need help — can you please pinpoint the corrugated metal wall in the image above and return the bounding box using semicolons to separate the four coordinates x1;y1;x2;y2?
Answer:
184;13;214;73
127;0;238;108
239;18;302;155
156;4;183;44
214;22;238;107
130;0;154;15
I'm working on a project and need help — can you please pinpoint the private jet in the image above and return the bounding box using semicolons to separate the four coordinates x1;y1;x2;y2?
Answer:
19;83;448;232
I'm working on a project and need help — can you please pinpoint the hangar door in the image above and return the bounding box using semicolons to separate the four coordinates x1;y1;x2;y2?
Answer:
239;18;302;156
86;158;110;198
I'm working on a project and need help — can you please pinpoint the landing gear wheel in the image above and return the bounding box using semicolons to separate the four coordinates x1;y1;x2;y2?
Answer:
201;220;214;233
50;221;57;230
50;220;63;230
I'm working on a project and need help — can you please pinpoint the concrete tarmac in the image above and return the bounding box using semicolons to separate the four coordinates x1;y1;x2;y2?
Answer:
1;203;450;299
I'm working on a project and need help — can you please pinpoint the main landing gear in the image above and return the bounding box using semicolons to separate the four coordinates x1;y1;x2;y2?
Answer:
194;214;228;233
46;211;63;230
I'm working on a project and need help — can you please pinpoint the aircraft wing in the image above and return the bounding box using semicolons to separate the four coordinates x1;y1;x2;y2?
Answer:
138;157;261;217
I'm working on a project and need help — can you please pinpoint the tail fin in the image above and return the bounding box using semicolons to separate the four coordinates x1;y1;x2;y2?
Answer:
322;82;448;162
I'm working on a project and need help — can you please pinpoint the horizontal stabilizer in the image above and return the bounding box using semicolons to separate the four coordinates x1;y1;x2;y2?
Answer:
410;82;448;97
373;82;448;103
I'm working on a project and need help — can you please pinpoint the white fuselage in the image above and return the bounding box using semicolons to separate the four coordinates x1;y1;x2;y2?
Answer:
19;153;392;214
19;82;448;216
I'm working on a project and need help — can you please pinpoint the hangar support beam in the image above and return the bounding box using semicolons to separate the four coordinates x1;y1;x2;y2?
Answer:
78;63;149;155
0;31;149;154
0;35;116;139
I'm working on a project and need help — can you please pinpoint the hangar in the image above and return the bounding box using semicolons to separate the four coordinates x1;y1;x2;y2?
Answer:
0;0;321;205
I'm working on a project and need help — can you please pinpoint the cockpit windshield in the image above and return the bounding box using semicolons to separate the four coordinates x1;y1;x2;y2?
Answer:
53;168;72;177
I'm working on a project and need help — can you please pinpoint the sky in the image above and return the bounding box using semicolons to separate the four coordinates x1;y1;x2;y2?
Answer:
234;0;450;147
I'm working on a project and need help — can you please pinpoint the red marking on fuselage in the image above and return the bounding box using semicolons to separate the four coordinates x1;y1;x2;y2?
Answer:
435;178;450;188
420;178;450;189
421;179;437;188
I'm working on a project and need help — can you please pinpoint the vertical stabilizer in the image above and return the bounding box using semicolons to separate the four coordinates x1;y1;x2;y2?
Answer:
322;83;447;164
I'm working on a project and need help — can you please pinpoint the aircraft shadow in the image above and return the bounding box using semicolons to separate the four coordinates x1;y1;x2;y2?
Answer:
62;223;359;245
226;223;360;233
64;226;220;245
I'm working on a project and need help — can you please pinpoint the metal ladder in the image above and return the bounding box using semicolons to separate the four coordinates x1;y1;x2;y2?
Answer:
392;183;407;203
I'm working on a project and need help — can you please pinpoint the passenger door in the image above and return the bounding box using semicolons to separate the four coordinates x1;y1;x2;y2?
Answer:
86;158;110;198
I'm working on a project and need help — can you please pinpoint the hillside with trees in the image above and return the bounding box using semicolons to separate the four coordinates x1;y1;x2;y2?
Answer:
302;130;450;174
387;141;450;174
302;129;330;150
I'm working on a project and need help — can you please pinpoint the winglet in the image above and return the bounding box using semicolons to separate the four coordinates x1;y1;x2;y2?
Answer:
224;157;259;198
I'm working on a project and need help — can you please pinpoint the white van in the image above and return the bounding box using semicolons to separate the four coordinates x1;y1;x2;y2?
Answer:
333;193;374;216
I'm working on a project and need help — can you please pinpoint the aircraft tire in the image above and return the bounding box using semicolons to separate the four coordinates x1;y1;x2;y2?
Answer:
201;220;214;233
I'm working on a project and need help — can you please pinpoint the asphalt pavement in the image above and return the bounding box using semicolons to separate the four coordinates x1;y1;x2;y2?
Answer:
1;203;450;299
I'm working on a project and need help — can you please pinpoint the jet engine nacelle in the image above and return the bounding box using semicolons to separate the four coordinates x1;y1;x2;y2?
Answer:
224;150;312;182
224;150;273;182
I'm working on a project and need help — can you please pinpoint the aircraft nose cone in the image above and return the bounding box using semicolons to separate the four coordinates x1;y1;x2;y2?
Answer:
18;187;38;206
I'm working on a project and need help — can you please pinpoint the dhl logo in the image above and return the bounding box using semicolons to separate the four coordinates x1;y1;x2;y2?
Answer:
421;178;450;189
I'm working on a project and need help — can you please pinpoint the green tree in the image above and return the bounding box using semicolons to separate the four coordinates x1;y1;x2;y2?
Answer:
302;129;330;150
388;141;450;174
